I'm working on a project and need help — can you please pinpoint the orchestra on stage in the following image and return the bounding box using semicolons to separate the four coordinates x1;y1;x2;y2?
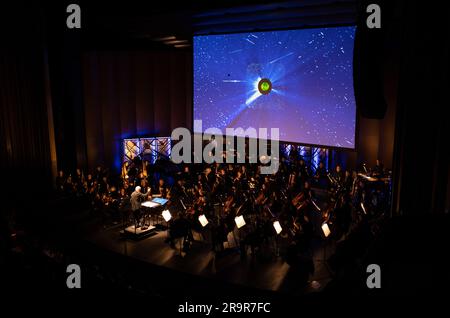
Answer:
55;146;391;262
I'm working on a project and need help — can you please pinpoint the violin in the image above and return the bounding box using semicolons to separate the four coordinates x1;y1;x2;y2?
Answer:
291;192;306;209
290;216;302;235
255;190;268;205
223;195;234;215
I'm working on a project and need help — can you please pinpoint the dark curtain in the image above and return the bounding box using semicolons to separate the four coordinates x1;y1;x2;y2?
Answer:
392;1;450;215
0;3;53;201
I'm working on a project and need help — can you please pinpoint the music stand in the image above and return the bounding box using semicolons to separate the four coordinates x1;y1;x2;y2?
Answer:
152;197;168;227
318;222;333;279
141;201;160;226
198;214;209;227
152;197;169;206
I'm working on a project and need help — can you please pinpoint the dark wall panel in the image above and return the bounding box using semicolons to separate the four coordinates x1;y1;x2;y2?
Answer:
117;52;137;138
82;50;192;171
185;54;193;130
83;53;105;169
170;52;187;130
135;52;154;136
152;52;171;136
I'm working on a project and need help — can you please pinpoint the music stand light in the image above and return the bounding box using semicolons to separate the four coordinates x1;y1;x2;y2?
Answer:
321;223;331;238
234;215;246;229
273;221;282;234
198;214;208;227
162;209;172;222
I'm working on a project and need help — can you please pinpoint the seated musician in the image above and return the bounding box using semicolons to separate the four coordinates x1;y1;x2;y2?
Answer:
135;172;146;189
314;161;328;188
73;168;84;185
202;167;216;191
210;216;228;252
302;181;313;201
214;167;229;194
86;174;94;188
352;179;367;214
255;183;269;212
172;177;187;200
297;159;309;186
118;187;129;210
121;161;129;180
287;171;297;190
143;160;151;177
291;180;313;215
240;165;248;179
371;159;384;177
56;170;65;193
190;195;211;233
64;175;74;195
343;170;354;193
332;194;352;239
181;165;193;187
331;164;344;186
98;176;110;194
154;178;167;198
166;212;193;251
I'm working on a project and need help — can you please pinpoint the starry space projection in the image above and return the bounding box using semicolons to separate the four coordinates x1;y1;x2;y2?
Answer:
193;26;356;148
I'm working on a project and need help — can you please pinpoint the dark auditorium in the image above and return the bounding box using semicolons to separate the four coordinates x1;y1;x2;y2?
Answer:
1;0;449;313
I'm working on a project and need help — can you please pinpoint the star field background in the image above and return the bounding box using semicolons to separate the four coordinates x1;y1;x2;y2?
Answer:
193;26;356;148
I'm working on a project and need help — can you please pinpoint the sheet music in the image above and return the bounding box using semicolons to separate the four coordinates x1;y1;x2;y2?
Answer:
141;201;160;208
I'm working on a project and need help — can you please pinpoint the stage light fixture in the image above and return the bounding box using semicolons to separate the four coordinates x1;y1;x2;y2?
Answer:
164;40;188;45
234;215;246;229
321;223;331;238
198;214;208;227
174;44;191;48
162;209;172;222
153;35;176;41
273;221;282;234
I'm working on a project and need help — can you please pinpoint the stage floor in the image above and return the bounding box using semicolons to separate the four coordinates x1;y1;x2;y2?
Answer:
86;223;334;295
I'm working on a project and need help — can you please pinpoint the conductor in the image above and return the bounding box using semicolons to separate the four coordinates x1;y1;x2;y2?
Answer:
130;186;151;226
